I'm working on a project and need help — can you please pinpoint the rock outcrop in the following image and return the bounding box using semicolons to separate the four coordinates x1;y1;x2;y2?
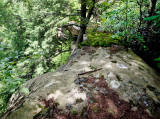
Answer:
1;46;160;119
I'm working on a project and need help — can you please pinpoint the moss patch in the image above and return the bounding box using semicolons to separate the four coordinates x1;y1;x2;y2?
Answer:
92;106;98;112
81;31;122;47
71;110;78;115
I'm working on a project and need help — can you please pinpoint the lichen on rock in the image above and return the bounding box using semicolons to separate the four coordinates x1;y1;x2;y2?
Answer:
1;46;160;119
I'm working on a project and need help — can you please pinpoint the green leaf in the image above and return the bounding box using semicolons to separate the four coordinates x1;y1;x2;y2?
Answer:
72;110;77;115
157;23;160;26
143;46;146;48
154;58;160;61
0;48;4;51
15;78;24;81
21;73;27;76
156;11;160;14
157;63;160;68
10;88;16;93
20;87;29;94
143;15;160;21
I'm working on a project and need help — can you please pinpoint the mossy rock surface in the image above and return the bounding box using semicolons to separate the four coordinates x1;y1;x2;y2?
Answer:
81;31;122;47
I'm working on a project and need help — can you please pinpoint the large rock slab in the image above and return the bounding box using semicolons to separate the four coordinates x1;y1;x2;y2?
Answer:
1;46;160;119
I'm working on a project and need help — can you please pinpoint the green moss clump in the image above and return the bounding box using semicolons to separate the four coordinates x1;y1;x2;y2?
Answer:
81;32;122;47
72;110;78;115
92;106;98;112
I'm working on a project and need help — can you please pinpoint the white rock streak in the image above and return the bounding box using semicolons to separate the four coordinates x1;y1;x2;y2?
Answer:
110;80;121;89
116;63;128;69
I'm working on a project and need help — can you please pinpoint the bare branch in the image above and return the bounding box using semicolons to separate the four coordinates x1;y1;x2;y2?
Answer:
61;24;81;28
42;12;80;17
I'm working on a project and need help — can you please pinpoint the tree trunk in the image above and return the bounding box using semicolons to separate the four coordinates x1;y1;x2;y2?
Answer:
149;0;157;16
76;0;96;47
76;0;86;47
137;0;143;30
147;0;157;28
85;0;96;32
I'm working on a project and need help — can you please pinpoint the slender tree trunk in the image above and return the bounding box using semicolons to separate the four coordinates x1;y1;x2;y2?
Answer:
137;0;143;30
76;0;86;47
139;3;142;28
76;0;96;47
85;0;96;32
149;0;157;16
147;0;157;28
126;0;128;30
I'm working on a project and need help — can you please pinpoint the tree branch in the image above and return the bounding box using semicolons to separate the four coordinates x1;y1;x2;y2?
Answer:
42;12;80;17
76;0;96;47
61;24;81;28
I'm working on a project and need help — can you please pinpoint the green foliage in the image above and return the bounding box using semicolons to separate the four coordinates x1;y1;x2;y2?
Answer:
93;106;98;112
143;15;160;21
0;0;78;114
154;57;160;68
20;87;30;94
143;11;160;27
154;58;160;61
0;42;31;114
0;82;8;114
71;110;78;115
81;31;121;47
98;0;149;48
145;11;160;69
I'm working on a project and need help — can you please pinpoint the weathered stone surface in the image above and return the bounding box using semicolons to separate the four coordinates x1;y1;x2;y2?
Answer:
66;24;80;37
2;46;160;119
